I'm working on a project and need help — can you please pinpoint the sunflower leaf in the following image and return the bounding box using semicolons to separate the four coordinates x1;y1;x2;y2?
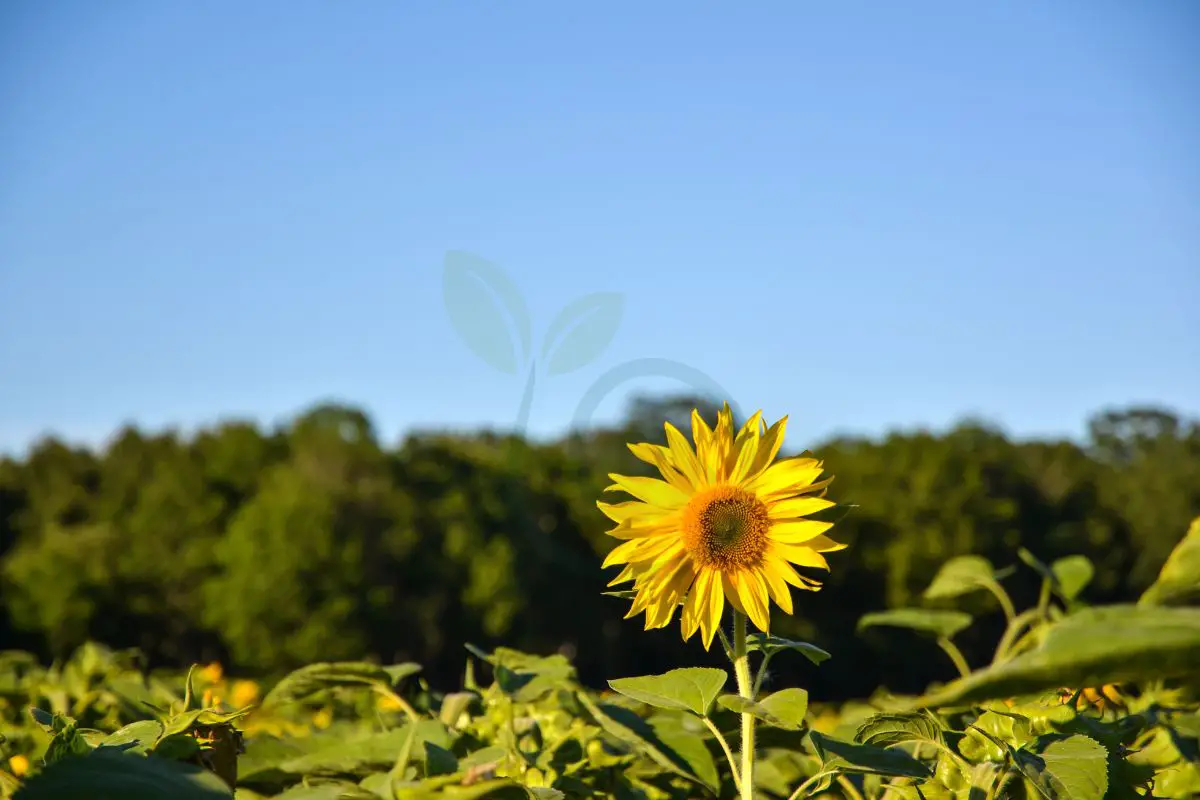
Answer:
913;605;1200;708
1013;734;1109;800
923;555;997;600
745;634;831;665
857;608;973;639
808;730;932;778
718;688;809;730
607;668;728;717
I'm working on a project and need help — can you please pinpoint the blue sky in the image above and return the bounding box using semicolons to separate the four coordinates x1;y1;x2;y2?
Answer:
2;1;1197;455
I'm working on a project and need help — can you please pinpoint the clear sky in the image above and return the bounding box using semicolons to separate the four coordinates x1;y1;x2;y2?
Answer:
1;1;1197;455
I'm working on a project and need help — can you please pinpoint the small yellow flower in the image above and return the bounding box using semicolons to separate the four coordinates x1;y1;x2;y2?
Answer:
600;404;844;648
231;680;260;707
1058;684;1124;712
200;662;224;684
312;707;333;729
376;693;406;711
8;754;29;776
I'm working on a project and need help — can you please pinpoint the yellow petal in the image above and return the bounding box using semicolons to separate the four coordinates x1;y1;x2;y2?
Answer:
607;565;637;586
746;416;788;479
724;570;770;632
645;559;697;629
605;474;690;508
603;517;679;541
629;442;694;492
760;562;794;615
767;496;836;519
699;569;726;650
733;410;764;452
601;534;677;569
766;554;822;590
805;534;848;553
769;519;835;544
729;429;760;484
771;543;831;571
681;567;713;640
745;458;823;497
597;500;670;525
664;422;707;489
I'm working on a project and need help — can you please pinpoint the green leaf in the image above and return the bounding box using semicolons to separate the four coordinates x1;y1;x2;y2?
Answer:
575;691;717;791
1051;556;1095;602
914;605;1200;708
12;748;232;799
745;634;832;665
857;608;973;639
261;662;417;708
646;714;721;793
41;717;92;765
1014;734;1109;800
467;645;576;703
1140;516;1200;607
807;731;932;778
718;688;809;730
97;720;164;755
607;667;728;716
854;711;943;748
423;741;458;776
923;555;997;600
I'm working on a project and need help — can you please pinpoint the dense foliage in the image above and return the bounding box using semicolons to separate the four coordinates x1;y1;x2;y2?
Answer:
1;398;1198;700
2;522;1198;799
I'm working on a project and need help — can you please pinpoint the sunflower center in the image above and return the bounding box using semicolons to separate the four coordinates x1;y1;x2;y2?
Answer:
681;485;770;569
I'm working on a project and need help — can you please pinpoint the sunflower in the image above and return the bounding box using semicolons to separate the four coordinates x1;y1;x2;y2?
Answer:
600;404;844;649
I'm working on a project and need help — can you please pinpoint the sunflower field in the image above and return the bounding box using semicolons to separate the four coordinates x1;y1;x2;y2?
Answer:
2;511;1198;799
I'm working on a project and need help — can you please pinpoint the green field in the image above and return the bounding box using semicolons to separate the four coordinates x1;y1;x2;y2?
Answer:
2;515;1198;799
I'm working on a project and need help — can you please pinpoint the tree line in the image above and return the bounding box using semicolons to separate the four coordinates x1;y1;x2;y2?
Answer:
0;397;1196;700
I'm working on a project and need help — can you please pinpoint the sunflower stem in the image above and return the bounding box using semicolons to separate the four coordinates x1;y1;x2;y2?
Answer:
732;611;756;800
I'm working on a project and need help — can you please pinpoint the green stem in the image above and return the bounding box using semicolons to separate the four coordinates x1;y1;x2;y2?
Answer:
992;608;1040;664
836;775;865;800
751;653;773;698
786;770;833;800
936;637;971;678
984;579;1017;624
732;612;756;800
1036;578;1052;621
701;716;742;793
372;685;421;722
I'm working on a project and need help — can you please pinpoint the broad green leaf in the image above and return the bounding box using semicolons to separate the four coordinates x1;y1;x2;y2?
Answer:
97;720;164;755
438;691;477;726
41;718;92;765
923;555;996;600
1140;516;1200;607
267;721;453;777
261;662;416;708
745;634;832;665
468;645;576;702
12;749;232;799
423;741;458;777
607;667;727;716
1014;734;1109;800
575;691;717;791
857;608;973;639
1052;556;1095;602
914;605;1200;708
854;711;943;748
646;714;721;793
718;688;809;730
161;707;252;738
273;782;377;800
807;730;932;778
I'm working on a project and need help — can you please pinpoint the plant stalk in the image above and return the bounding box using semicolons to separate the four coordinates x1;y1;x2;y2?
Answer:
732;612;756;800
